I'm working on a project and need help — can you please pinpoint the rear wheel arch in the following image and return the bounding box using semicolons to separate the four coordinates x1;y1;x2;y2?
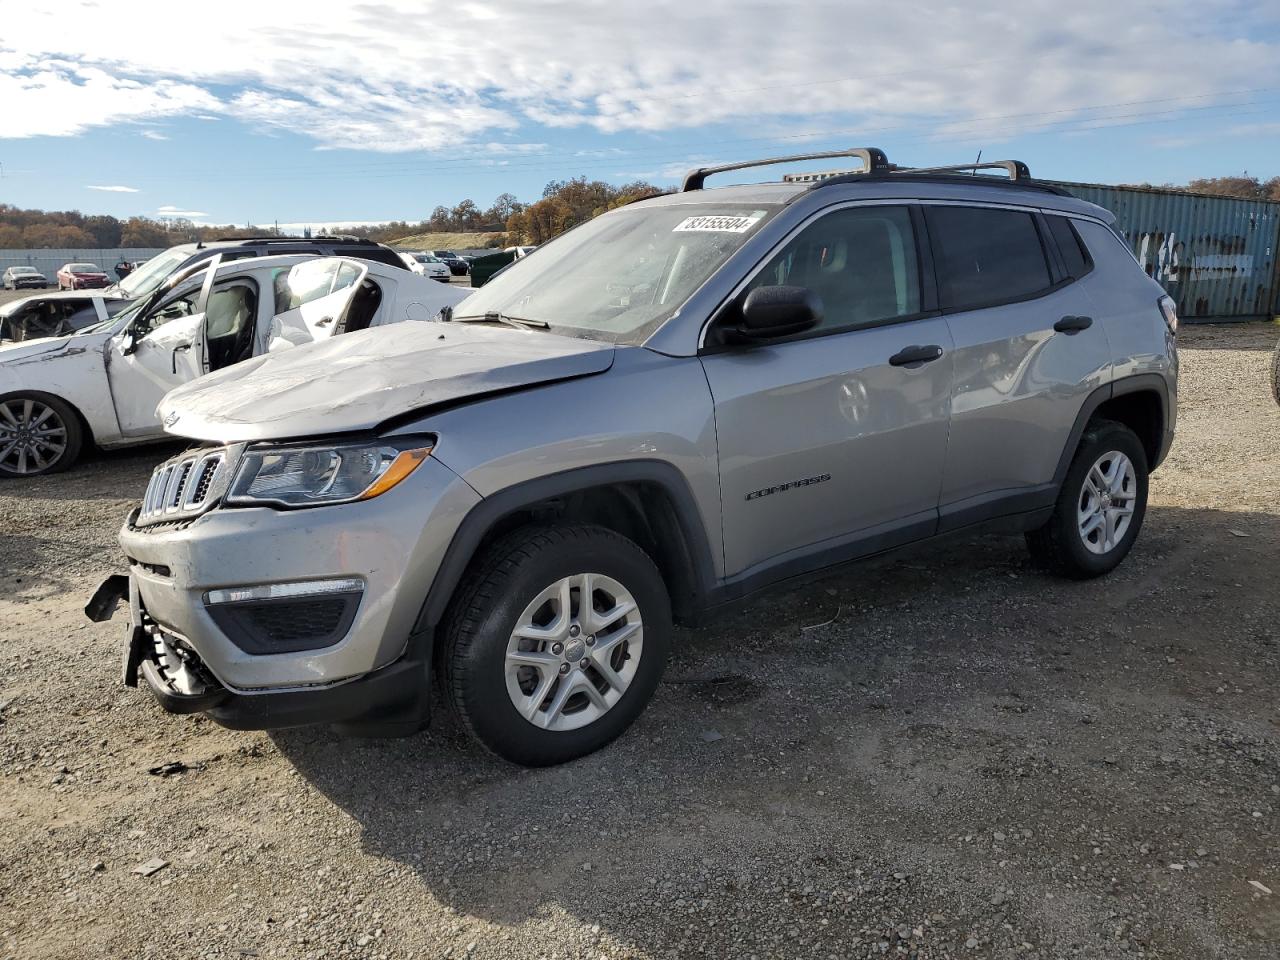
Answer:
417;462;718;636
1053;375;1169;487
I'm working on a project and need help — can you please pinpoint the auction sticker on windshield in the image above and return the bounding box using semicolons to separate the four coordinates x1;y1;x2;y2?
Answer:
672;214;762;233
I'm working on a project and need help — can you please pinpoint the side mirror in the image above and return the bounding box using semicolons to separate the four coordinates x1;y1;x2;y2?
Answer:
737;285;823;341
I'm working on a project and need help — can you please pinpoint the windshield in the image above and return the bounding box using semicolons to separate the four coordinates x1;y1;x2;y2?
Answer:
11;267;37;275
113;246;193;297
414;254;439;263
456;204;777;344
70;264;100;272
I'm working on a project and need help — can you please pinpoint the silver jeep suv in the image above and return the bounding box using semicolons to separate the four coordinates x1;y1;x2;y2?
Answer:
97;149;1178;766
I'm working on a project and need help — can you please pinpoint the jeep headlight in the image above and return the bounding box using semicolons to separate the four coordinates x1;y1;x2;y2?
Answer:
226;438;434;507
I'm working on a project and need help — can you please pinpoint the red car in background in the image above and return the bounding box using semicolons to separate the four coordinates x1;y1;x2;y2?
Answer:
56;262;110;290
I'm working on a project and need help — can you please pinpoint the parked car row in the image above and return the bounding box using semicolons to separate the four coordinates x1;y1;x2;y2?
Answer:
82;149;1178;769
3;266;51;290
398;251;452;281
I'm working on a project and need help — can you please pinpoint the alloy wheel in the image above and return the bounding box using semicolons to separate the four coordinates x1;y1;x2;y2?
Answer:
0;398;69;475
1077;450;1136;555
505;572;644;732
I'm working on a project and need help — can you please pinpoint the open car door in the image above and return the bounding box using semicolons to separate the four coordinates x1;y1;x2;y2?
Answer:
267;259;367;351
105;265;217;437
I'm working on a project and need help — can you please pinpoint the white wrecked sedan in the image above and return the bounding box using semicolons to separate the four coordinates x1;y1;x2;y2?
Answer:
0;254;469;477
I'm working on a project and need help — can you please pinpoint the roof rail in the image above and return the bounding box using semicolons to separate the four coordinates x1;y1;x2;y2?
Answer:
903;159;1031;180
680;147;891;192
810;158;1070;197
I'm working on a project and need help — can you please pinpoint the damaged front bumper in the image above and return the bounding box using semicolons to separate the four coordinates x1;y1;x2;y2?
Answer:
89;450;481;735
88;573;433;735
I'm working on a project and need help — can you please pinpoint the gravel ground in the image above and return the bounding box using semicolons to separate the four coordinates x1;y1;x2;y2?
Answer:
1;323;1278;960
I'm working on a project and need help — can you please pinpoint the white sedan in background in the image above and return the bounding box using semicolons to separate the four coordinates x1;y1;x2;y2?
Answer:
0;254;469;477
399;251;453;281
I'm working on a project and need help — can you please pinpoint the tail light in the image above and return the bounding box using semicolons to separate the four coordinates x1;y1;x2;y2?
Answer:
1158;295;1178;334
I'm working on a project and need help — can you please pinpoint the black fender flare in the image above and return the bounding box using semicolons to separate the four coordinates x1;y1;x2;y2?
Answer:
1052;373;1171;486
413;459;720;633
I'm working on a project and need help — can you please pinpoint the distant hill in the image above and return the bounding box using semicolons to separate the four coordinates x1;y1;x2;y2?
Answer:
390;231;505;250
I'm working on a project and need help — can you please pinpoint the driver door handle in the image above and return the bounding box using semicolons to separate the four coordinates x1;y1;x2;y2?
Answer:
170;342;191;374
889;344;944;368
1053;315;1093;334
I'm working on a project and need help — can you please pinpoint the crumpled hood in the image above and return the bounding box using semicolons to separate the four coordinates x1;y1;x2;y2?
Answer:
159;321;615;442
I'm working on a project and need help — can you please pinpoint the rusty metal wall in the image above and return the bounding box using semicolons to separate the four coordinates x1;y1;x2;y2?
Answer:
1048;182;1280;321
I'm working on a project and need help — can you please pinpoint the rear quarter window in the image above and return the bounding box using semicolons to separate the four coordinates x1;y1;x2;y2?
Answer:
1046;215;1092;279
928;206;1052;311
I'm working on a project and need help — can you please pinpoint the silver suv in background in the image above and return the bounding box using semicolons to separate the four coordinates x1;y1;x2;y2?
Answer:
96;149;1177;766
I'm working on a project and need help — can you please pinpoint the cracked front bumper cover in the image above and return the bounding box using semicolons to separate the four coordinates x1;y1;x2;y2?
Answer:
99;575;433;735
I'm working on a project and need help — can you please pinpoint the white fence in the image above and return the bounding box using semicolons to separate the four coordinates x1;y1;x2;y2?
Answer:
0;248;166;280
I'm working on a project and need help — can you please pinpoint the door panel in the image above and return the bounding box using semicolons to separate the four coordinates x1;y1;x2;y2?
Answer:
267;260;366;351
928;205;1113;519
703;203;953;579
106;313;205;436
940;285;1110;512
704;319;954;578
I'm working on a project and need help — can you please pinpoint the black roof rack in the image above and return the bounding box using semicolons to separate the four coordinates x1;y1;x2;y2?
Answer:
680;147;891;191
809;156;1070;196
679;148;1070;197
209;235;376;243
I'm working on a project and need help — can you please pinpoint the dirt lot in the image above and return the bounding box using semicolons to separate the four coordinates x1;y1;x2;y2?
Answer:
1;323;1277;960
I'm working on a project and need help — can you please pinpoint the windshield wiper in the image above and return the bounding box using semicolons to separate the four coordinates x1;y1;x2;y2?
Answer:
454;311;549;330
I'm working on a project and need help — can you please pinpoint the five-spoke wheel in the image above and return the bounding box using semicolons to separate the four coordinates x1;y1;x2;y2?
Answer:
1076;450;1137;555
444;524;670;766
1027;419;1148;578
505;572;644;731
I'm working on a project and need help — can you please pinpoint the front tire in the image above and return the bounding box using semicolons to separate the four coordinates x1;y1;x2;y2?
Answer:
0;393;84;478
1026;420;1148;579
443;524;671;766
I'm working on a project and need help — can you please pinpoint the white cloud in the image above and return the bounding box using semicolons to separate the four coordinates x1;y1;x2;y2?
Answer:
86;184;139;192
140;130;169;141
157;205;208;218
0;1;1276;154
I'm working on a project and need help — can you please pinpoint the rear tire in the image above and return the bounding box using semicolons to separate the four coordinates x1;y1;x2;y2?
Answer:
1026;420;1148;579
0;392;84;478
443;523;671;766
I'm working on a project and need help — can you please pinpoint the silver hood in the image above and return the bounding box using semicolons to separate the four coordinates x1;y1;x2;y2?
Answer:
158;321;616;443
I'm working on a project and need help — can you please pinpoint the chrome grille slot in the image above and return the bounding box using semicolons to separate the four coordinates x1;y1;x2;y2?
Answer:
135;448;232;527
167;460;194;510
186;454;223;507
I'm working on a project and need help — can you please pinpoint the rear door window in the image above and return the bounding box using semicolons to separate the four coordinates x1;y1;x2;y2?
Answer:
927;206;1052;311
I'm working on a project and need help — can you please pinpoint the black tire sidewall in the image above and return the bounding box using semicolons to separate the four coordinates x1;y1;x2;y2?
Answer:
1054;424;1149;576
449;527;671;766
0;392;84;478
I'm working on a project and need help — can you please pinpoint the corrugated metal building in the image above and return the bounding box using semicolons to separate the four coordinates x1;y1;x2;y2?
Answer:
0;248;166;280
1049;182;1280;322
